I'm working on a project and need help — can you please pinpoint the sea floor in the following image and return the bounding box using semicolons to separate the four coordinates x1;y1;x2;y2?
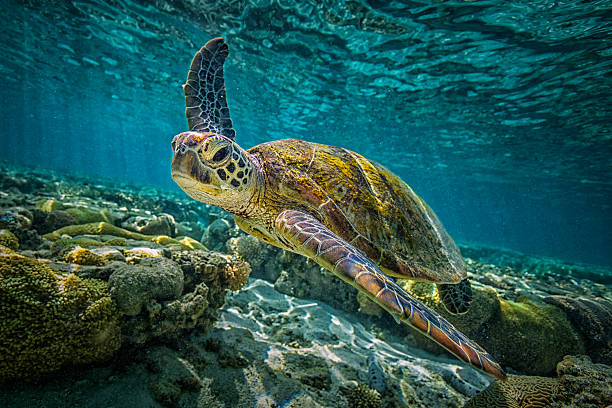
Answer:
0;164;610;408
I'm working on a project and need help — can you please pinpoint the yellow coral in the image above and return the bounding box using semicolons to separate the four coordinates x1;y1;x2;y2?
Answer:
45;223;205;251
179;236;206;250
0;229;19;250
44;222;152;241
0;250;121;381
64;246;107;266
36;198;65;212
153;235;181;247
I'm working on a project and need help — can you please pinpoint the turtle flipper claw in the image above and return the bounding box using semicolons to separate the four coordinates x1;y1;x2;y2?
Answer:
275;209;506;380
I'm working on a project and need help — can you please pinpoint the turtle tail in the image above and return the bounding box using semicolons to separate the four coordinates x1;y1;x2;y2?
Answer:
437;278;473;314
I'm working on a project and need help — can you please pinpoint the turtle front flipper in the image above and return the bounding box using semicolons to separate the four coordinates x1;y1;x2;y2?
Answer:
275;209;506;380
183;37;236;139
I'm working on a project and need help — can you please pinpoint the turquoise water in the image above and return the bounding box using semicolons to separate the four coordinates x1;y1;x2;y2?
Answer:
1;0;611;267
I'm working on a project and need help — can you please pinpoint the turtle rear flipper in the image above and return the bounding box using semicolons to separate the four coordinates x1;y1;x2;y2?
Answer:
274;209;506;380
437;279;473;314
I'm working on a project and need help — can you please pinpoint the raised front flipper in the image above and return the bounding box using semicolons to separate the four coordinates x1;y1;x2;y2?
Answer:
275;209;506;380
183;37;236;139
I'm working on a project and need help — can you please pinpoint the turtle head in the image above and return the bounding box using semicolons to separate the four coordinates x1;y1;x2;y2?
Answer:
171;131;257;210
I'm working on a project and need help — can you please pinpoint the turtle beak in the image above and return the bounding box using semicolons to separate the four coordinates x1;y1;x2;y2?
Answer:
171;135;222;197
171;145;208;183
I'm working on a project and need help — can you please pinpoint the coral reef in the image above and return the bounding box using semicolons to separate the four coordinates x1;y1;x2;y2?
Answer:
465;355;612;408
223;258;251;291
1;166;609;407
121;214;176;237
39;210;79;233
357;292;383;318
65;206;114;224
366;352;386;395
551;355;612;407
459;244;611;285
36;198;65;212
179;236;206;250
0;207;43;250
463;375;558;408
545;295;612;365
483;296;583;375
115;250;250;344
0;248;121;381
108;257;184;316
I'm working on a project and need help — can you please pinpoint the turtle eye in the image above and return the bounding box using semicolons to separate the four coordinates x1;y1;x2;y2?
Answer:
212;146;230;162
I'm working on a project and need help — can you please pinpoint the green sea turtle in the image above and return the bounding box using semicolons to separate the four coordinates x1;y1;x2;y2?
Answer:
171;38;506;379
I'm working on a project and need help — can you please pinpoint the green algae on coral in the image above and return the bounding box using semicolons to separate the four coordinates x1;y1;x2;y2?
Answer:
44;222;201;251
402;281;584;375
36;198;65;212
485;297;585;375
44;222;152;241
0;229;19;250
65;207;113;224
0;248;121;381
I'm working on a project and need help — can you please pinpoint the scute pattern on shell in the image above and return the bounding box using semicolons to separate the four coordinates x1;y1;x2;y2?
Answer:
248;138;466;284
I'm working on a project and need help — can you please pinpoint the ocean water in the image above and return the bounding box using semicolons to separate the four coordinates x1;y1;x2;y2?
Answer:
1;0;611;267
1;2;612;405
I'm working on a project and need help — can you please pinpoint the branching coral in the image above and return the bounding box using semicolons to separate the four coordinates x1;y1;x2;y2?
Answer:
223;259;251;291
0;248;121;381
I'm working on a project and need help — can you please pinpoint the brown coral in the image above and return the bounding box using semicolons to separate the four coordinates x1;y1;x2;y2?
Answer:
223;259;251;291
545;295;612;365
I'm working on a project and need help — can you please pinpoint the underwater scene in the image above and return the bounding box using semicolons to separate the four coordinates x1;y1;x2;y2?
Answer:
1;0;611;407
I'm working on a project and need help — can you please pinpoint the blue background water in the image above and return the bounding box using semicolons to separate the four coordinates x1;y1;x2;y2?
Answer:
1;0;610;267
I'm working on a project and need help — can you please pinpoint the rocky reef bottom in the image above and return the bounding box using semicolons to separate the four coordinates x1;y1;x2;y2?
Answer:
0;164;611;408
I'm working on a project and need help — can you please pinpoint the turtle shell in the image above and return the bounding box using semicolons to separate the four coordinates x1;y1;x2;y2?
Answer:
248;138;466;284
